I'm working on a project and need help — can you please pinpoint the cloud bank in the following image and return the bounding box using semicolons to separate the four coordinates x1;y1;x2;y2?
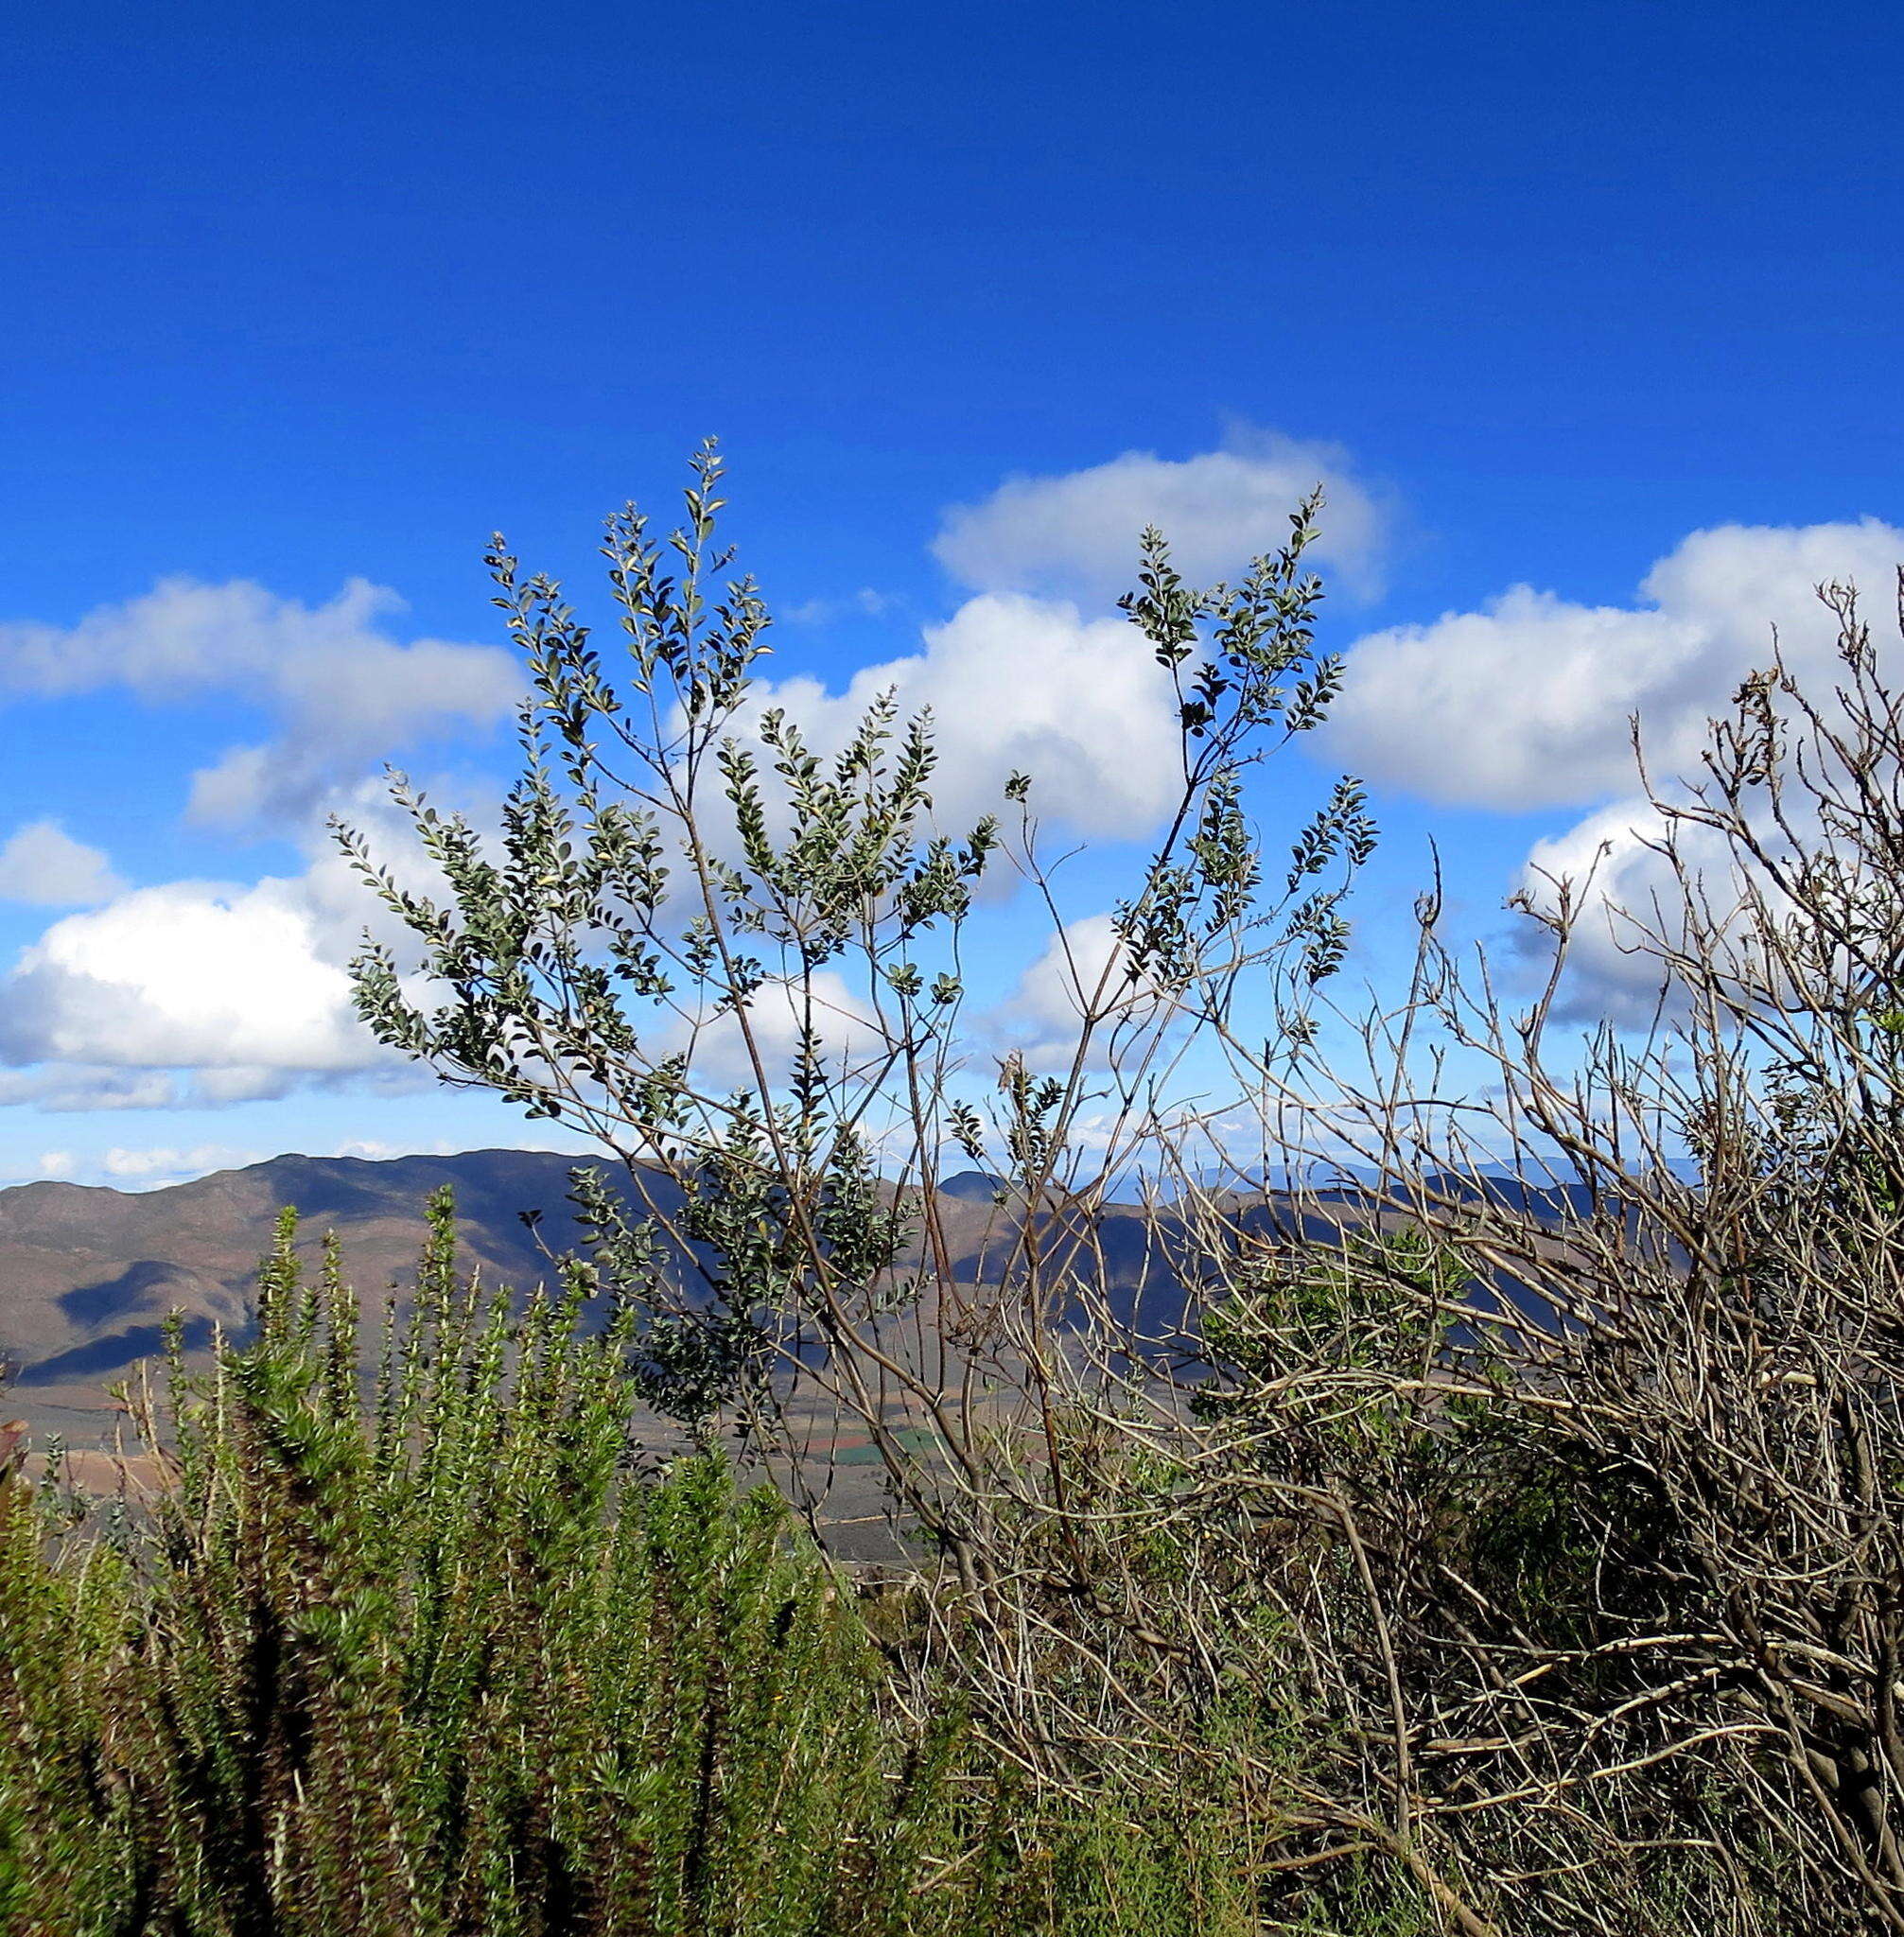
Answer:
0;576;520;831
1327;519;1904;811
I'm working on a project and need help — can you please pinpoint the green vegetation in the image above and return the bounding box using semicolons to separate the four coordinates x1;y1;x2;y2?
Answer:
0;1196;1270;1935
11;460;1904;1931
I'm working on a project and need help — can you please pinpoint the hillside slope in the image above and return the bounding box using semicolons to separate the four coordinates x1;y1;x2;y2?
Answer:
0;1149;646;1439
0;1145;1530;1453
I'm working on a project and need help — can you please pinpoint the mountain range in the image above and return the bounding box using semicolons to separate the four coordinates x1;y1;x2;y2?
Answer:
0;1149;653;1443
0;1144;1579;1463
0;1147;1091;1451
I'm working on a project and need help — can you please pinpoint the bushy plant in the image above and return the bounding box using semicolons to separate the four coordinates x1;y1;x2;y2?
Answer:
1;1195;1316;1936
323;452;1842;1930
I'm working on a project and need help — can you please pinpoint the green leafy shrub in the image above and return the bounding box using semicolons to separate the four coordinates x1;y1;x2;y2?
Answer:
0;1195;1314;1936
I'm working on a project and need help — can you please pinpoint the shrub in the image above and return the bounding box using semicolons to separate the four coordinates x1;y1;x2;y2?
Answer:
2;1196;956;1936
1;1194;1309;1936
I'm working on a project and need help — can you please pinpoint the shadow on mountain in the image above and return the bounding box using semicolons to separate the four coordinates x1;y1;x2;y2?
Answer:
59;1261;201;1329
16;1315;220;1386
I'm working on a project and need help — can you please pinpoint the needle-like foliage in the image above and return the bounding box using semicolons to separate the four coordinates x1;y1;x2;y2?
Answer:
1;1195;1290;1936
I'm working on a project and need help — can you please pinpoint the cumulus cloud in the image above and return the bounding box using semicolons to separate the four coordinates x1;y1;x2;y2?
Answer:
0;1068;185;1112
0;821;125;906
99;1143;266;1184
989;913;1159;1068
0;877;386;1079
933;429;1385;604
1508;797;1687;1022
28;1134;555;1192
736;592;1187;837
1505;786;1839;1024
1327;518;1904;811
812;434;1385;846
0;577;521;830
660;968;882;1094
1323;515;1904;1021
0;440;1378;1124
0;776;534;1108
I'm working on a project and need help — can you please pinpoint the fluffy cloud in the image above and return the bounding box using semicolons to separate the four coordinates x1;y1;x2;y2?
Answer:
0;577;521;830
755;433;1379;846
1507;786;1836;1023
98;1143;266;1184
1323;516;1904;1021
0;821;124;906
0;772;478;1104
0;877;386;1080
0;850;877;1112
1326;519;1904;811
1509;797;1687;1021
990;914;1158;1068
737;592;1187;837
0;1068;187;1111
30;1139;469;1191
934;429;1384;604
23;1132;591;1192
661;968;882;1092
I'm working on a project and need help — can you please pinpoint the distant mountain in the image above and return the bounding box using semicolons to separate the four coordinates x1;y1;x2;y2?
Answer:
0;1149;653;1440
0;1147;1202;1442
0;1145;1589;1451
935;1170;1009;1203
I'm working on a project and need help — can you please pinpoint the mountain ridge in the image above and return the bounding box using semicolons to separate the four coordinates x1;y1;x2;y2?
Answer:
0;1147;640;1439
0;1145;1581;1451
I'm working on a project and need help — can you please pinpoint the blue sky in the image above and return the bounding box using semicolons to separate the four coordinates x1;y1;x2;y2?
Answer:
0;0;1900;1186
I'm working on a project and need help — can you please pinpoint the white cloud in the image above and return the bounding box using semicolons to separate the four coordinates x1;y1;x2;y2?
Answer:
991;914;1160;1067
0;821;125;906
100;1142;265;1183
0;775;537;1110
661;968;882;1093
737;592;1186;839
1327;518;1904;811
0;577;521;830
1508;789;1832;1025
330;1137;452;1160
0;1068;184;1111
0;877;386;1078
933;429;1385;604
783;587;897;626
0;442;1373;1133
732;435;1387;853
1510;797;1686;1022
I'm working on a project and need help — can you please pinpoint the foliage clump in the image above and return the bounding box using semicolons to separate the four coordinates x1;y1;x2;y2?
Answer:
0;1198;1249;1936
22;455;1904;1934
